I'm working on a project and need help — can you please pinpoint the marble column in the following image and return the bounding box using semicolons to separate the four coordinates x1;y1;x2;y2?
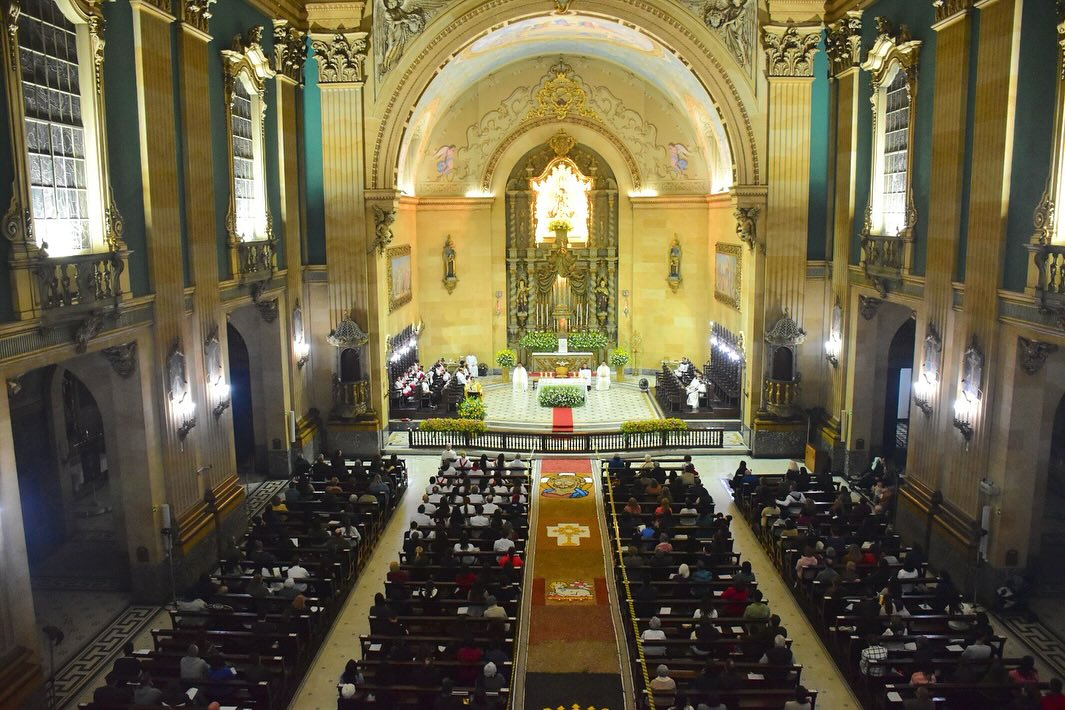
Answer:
731;185;768;426
905;1;976;498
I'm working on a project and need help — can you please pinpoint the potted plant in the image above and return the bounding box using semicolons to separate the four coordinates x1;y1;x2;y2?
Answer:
495;348;516;383
457;396;487;421
609;346;630;382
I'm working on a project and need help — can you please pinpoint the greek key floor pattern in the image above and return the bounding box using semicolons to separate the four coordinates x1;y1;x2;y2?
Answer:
996;612;1065;679
244;479;288;519
52;604;159;708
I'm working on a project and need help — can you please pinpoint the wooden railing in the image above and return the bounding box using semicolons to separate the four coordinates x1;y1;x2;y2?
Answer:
236;238;275;282
1027;242;1065;311
333;379;370;419
764;377;800;417
861;233;906;294
33;250;125;319
407;428;725;452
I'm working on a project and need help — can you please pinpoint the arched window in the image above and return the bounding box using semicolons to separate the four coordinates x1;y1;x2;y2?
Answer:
5;0;118;257
222;28;274;279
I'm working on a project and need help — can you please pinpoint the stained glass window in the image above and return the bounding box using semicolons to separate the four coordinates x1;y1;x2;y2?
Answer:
18;0;90;254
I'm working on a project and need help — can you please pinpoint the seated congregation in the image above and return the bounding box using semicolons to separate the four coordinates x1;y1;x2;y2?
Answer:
79;452;409;709
603;455;817;710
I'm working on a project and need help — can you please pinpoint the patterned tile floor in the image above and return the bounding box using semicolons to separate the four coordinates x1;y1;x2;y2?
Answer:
483;382;658;425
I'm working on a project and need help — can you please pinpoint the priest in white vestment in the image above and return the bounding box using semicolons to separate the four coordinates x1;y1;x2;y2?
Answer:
596;362;612;391
465;355;479;377
578;366;593;391
512;363;529;394
686;378;703;411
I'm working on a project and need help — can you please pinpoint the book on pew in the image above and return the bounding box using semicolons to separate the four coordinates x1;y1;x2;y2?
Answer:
946;644;964;652
369;643;382;652
747;673;764;680
290;538;299;547
887;691;903;703
659;607;671;615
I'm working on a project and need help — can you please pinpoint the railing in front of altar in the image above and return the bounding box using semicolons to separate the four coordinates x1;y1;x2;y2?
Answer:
407;428;725;452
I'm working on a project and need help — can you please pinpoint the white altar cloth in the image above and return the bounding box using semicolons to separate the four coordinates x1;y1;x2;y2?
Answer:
535;377;588;403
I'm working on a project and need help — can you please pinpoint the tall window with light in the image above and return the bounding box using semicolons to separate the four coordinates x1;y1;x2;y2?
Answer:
16;0;104;256
879;67;909;235
231;76;263;241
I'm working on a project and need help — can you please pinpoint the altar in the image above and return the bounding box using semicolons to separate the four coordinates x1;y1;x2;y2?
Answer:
529;351;594;376
534;377;588;403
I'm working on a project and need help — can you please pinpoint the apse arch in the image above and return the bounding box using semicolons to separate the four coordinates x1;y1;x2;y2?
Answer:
371;1;761;194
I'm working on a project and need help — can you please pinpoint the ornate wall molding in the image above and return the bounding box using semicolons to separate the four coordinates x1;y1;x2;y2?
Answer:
101;341;138;378
180;0;215;35
762;24;820;78
825;11;862;77
272;20;306;83
371;204;396;254
735;206;759;251
310;31;369;84
1017;336;1059;375
858;294;883;320
677;0;757;76
256;298;279;323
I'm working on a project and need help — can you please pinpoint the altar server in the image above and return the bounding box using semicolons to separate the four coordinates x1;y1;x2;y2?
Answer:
465;354;479;377
596;362;612;391
512;362;529;394
578;365;593;391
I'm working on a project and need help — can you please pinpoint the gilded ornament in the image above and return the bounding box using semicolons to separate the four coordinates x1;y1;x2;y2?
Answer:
548;129;576;157
372;204;396;254
102;341;138;378
1032;188;1056;246
5;0;19;65
273;20;306;82
311;32;369;84
734;206;759;250
182;0;215;34
526;61;598;121
762;25;820;78
931;0;975;24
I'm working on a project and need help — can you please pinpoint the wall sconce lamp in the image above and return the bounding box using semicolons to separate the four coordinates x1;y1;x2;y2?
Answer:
912;372;935;417
824;335;841;367
294;338;310;369
211;379;231;419
952;396;974;445
175;396;197;440
951;336;984;449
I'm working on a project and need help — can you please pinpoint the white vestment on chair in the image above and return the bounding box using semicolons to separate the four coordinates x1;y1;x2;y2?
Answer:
512;365;529;393
596;364;612;391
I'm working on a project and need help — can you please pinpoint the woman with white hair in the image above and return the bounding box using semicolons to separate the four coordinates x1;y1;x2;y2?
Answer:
649;664;676;706
640;616;668;656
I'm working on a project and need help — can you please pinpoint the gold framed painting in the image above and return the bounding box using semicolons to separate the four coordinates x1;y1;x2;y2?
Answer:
387;245;412;313
714;243;742;310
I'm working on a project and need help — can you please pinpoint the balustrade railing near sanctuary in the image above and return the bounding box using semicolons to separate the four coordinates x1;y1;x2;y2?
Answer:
407;428;724;451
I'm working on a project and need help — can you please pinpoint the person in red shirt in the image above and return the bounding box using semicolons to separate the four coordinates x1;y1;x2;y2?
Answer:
720;581;750;617
455;637;484;684
1042;678;1065;710
454;567;476;595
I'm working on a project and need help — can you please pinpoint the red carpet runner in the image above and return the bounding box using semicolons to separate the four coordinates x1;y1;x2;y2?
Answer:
551;407;574;432
524;459;624;707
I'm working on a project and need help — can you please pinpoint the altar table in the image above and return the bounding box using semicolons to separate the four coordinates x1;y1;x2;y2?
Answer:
534;377;588;403
529;351;595;375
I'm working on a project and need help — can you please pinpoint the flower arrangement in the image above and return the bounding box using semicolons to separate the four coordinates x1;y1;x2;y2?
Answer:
495;348;517;367
518;330;559;352
538;384;585;408
457;396;487;420
418;418;487;435
609;347;630;368
568;330;608;351
619;418;688;434
547;217;572;232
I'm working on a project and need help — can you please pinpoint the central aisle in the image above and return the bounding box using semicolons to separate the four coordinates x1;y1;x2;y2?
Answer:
517;458;629;709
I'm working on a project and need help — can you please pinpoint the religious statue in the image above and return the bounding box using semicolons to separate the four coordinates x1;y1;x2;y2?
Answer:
442;235;457;293
735;206;760;250
371;205;396;254
667;236;682;292
594;276;609;326
515;278;529;328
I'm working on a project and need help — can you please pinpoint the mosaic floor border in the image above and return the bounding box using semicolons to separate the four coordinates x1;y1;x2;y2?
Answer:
996;612;1065;679
244;479;288;520
52;604;159;708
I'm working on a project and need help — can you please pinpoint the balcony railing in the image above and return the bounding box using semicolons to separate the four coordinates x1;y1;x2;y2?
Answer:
33;250;126;322
236;238;276;283
408;428;726;452
861;234;906;296
332;379;370;419
764;377;800;418
1027;242;1065;312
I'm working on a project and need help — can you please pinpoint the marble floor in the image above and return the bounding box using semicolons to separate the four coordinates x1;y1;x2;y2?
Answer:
482;381;659;426
288;454;861;710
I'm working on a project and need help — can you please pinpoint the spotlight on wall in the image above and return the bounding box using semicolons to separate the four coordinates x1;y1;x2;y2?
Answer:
211;380;231;419
824;335;841;367
294;338;310;369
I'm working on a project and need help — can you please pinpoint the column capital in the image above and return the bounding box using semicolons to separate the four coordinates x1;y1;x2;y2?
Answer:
309;31;369;85
762;23;821;78
178;0;215;39
273;20;307;85
825;10;862;77
931;0;975;26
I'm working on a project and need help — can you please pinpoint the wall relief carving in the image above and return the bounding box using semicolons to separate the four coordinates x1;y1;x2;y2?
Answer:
373;0;449;82
677;0;756;75
762;25;820;78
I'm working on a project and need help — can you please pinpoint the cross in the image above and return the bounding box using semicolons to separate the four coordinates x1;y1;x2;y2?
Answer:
546;522;590;547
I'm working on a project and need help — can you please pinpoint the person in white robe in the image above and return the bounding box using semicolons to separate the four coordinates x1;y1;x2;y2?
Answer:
455;368;467;386
686;377;703;411
578;366;593;391
596;362;612;391
465;355;479;377
512;363;529;394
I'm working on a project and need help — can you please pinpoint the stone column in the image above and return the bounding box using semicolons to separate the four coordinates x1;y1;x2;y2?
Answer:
307;3;381;446
274;21;309;449
731;185;768;427
946;0;1024;517
824;11;863;468
130;0;203;514
0;385;41;684
177;0;237;481
905;1;976;499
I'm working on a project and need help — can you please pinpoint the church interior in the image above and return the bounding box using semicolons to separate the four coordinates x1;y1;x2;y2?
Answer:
2;0;1065;708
